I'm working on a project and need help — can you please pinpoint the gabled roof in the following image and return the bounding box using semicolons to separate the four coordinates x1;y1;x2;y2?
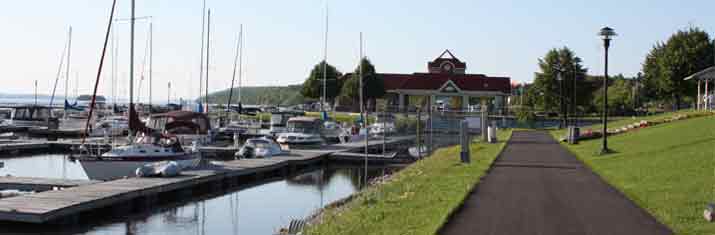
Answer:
381;73;511;93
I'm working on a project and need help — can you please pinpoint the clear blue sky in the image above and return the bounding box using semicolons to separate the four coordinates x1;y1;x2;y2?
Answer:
1;0;714;102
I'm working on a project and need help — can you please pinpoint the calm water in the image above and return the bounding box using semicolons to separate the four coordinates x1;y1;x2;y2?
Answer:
0;154;397;235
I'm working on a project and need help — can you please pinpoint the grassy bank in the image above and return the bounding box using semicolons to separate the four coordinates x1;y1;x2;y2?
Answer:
552;115;715;234
306;130;512;235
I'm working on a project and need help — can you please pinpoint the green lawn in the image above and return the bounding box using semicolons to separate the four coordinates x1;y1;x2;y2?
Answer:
306;130;512;235
552;115;715;234
554;110;707;137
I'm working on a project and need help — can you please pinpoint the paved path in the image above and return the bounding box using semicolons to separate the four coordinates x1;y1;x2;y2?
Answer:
439;131;672;235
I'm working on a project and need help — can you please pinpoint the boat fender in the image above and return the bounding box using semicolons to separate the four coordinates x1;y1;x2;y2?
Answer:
159;161;181;177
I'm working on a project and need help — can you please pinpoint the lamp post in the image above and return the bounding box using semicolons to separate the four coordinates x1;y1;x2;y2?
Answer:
599;26;616;155
556;71;565;129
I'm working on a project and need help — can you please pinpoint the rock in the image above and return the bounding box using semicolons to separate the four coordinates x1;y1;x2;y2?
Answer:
705;203;714;222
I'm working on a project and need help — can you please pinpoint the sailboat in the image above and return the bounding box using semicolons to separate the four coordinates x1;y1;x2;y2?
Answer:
78;0;201;181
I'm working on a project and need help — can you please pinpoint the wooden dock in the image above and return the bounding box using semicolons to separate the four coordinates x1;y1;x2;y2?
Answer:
0;135;415;224
0;177;100;192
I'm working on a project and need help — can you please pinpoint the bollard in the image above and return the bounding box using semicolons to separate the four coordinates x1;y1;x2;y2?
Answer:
568;126;580;144
460;120;471;163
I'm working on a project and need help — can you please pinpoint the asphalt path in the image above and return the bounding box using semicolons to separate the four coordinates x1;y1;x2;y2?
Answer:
439;131;672;235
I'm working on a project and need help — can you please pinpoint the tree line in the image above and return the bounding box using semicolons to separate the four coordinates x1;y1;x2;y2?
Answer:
520;27;713;115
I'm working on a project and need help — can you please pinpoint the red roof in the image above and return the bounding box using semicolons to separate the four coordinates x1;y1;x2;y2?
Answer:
381;73;510;93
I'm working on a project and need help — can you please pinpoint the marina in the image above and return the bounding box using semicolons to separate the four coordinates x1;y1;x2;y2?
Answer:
0;135;414;225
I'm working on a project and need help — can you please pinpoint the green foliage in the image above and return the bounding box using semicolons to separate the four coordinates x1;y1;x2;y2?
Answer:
592;75;636;114
527;47;589;112
205;85;308;106
306;131;512;235
515;107;537;128
302;61;343;104
552;115;715;234
641;27;714;109
339;58;385;106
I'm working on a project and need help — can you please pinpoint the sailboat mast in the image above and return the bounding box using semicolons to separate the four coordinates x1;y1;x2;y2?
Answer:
322;1;328;112
227;25;242;118
149;21;153;111
129;0;135;113
205;9;211;113
238;26;244;106
198;0;206;110
65;26;72;115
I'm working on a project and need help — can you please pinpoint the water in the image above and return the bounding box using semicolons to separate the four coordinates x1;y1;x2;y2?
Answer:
0;154;398;234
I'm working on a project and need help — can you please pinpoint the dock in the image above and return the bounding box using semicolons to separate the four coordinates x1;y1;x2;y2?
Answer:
0;136;415;224
0;177;100;192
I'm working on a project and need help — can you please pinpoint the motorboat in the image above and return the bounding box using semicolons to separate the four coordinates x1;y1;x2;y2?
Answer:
2;105;59;129
79;132;201;180
236;137;285;158
369;122;396;136
370;113;396;135
322;121;350;143
268;111;304;136
276;116;325;146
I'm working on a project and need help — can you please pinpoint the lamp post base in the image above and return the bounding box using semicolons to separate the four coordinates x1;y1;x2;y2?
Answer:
599;147;613;155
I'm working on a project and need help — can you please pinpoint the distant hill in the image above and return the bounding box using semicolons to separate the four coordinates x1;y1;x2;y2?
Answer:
204;85;314;106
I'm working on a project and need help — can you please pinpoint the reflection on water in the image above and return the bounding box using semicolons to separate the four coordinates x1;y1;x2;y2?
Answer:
0;153;398;235
0;154;89;180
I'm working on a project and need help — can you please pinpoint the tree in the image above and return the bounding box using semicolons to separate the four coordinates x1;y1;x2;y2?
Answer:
301;61;343;105
339;58;385;110
593;75;634;115
527;47;589;113
641;27;714;110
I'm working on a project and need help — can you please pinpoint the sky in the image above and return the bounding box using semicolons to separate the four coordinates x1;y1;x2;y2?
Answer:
1;0;715;102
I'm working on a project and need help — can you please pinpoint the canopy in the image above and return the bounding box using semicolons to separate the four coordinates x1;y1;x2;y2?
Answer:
684;66;715;81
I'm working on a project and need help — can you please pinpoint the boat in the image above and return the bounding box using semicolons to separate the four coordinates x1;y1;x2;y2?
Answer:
145;110;213;145
268;110;304;135
236;137;285;158
79;133;201;180
78;0;202;181
276;116;325;146
322;120;350;143
1;105;59;130
369;113;396;135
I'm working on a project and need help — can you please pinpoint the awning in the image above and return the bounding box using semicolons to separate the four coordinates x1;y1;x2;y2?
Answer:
684;66;715;80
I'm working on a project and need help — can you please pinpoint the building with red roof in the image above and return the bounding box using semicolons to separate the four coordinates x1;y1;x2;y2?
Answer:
376;50;511;111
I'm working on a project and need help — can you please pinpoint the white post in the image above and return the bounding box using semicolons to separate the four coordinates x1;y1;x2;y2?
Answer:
706;79;710;111
462;95;469;111
697;80;701;111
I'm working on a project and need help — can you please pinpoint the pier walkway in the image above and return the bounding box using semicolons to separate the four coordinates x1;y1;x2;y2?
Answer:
439;131;672;235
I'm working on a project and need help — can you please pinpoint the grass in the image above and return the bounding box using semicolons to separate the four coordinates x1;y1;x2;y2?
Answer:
306;130;512;235
552;115;715;234
553;109;707;137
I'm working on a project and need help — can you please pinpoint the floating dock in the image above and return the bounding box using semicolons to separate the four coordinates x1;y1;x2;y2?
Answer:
0;136;415;224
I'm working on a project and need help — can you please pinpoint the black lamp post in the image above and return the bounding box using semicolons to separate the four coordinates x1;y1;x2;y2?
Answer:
599;26;616;155
556;71;565;129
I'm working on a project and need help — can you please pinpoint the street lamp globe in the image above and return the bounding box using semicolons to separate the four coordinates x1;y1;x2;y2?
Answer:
599;27;617;41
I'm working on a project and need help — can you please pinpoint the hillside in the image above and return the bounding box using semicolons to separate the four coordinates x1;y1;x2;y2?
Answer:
204;85;312;106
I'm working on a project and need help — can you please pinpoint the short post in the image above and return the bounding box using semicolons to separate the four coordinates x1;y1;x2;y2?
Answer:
460;120;471;163
416;108;421;159
481;103;488;142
